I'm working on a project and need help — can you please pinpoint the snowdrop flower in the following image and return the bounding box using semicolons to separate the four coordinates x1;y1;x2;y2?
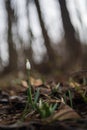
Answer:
26;59;31;70
39;99;42;109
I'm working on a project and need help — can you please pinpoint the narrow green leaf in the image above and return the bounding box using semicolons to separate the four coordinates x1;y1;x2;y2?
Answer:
34;88;40;104
68;90;73;108
51;103;57;112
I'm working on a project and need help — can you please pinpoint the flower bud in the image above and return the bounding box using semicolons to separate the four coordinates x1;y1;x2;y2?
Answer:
26;59;31;70
39;99;42;109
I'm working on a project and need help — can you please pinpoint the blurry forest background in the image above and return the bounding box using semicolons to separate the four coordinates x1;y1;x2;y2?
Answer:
0;0;87;77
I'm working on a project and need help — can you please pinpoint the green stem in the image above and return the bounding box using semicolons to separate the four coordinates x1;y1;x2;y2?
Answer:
68;90;73;108
21;101;29;121
27;70;34;109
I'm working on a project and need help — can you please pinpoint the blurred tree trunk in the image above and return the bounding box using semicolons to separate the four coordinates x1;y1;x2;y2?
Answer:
15;18;25;71
24;0;33;65
34;0;56;62
58;0;82;69
0;48;2;70
5;0;17;72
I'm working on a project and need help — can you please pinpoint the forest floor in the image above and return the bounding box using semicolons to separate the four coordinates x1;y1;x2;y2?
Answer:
0;70;87;130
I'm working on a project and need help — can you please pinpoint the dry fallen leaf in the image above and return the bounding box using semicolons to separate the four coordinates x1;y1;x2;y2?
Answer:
21;80;28;88
69;81;80;88
21;77;43;88
42;103;81;124
30;77;43;87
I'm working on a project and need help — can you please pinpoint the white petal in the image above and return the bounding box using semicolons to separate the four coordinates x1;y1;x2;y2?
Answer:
26;59;31;70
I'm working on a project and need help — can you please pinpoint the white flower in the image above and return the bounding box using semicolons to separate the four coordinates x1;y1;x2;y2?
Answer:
39;99;42;108
26;59;31;70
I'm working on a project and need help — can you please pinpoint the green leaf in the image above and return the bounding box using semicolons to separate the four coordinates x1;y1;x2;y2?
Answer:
51;103;58;112
34;88;40;104
68;90;73;108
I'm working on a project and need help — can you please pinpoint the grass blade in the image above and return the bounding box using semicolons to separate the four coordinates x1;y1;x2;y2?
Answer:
52;103;58;112
34;88;40;104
